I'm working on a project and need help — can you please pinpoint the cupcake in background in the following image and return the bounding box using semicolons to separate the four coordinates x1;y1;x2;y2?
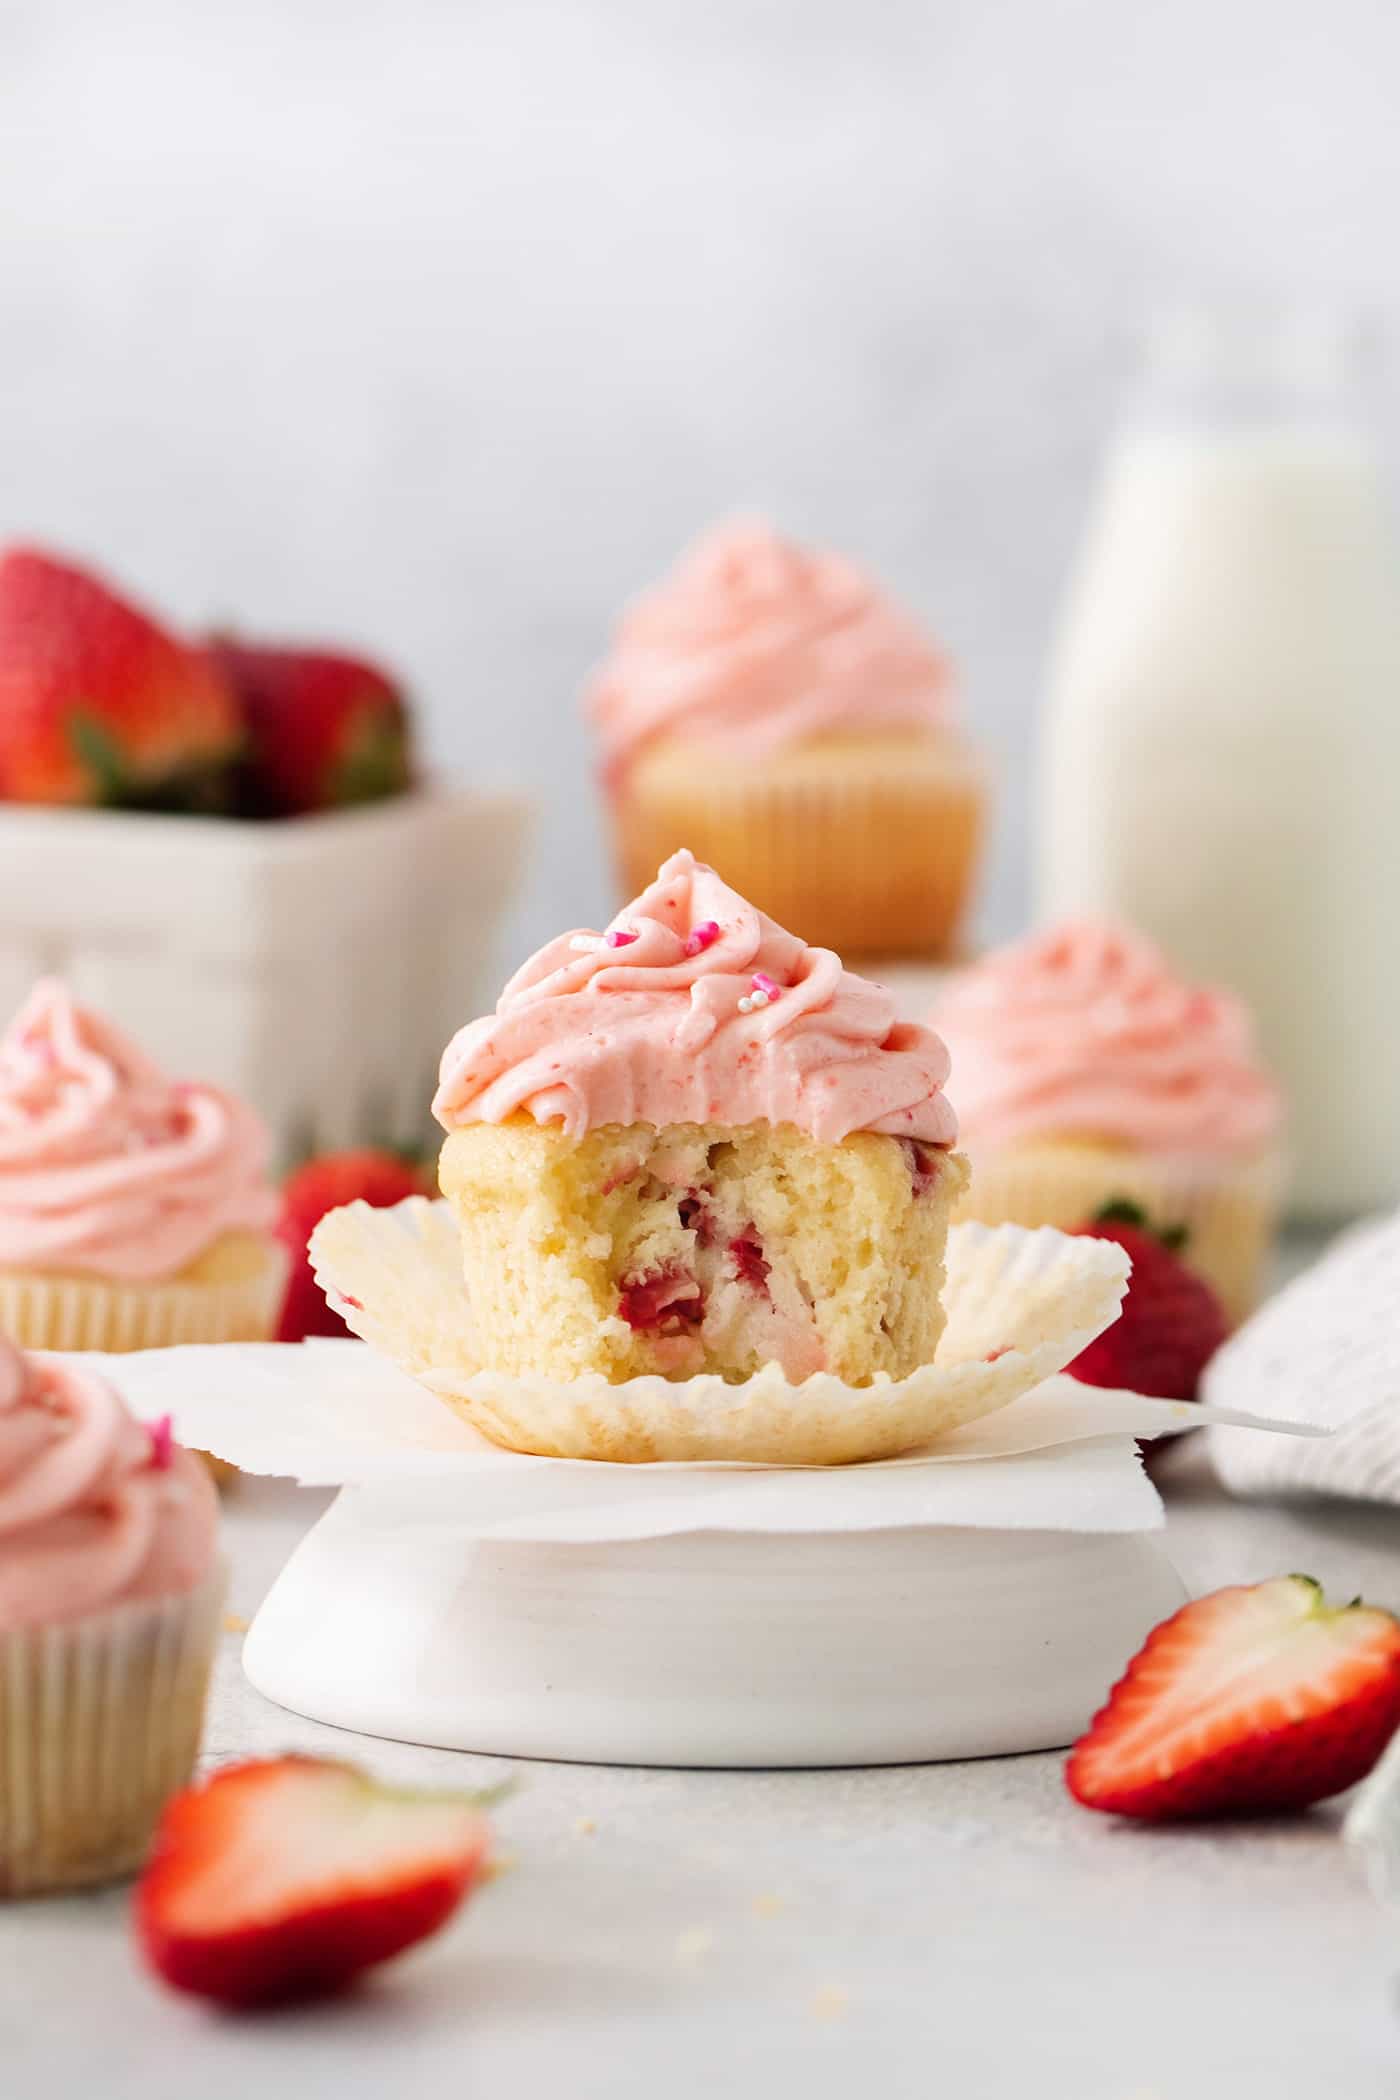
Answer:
586;520;987;960
0;1338;223;1894
934;921;1284;1324
0;980;286;1353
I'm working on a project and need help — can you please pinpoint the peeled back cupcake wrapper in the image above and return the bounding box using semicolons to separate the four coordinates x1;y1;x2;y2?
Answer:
291;1197;1314;1473
305;1201;1119;1463
74;1339;1320;1546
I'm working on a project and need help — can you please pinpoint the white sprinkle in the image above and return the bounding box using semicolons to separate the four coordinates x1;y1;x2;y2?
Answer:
569;934;604;953
749;989;770;1009
737;996;754;1014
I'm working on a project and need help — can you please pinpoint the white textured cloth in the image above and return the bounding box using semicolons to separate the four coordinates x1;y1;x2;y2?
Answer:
1207;1210;1400;1503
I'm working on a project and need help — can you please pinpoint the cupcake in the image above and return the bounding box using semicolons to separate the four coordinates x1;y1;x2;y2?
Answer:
0;980;286;1353
0;1337;223;1894
433;849;969;1390
586;520;987;960
933;921;1284;1324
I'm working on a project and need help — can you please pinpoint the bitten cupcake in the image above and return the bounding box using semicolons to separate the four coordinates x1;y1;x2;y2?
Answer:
586;520;987;960
933;922;1284;1323
0;980;286;1352
0;1338;223;1894
433;849;969;1390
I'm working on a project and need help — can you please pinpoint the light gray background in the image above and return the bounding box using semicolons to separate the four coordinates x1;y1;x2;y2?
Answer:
3;0;1400;953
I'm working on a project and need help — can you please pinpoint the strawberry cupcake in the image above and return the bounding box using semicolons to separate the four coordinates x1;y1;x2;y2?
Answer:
0;1337;223;1894
933;921;1284;1323
431;848;968;1404
586;520;987;960
0;980;286;1352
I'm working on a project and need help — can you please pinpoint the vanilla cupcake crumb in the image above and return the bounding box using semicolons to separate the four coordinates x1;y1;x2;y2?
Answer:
809;1985;850;2021
752;1890;784;1918
222;1611;250;1634
574;1815;597;1836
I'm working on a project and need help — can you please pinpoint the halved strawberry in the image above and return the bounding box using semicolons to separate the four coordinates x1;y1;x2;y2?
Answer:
0;545;238;808
1068;1576;1400;1821
137;1756;495;2006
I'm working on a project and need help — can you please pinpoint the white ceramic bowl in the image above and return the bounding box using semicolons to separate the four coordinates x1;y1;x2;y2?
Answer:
244;1488;1185;1767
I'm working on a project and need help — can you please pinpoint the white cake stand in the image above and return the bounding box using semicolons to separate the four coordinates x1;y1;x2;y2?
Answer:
244;1485;1186;1768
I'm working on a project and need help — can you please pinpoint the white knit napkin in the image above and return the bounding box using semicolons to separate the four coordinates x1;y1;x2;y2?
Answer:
1207;1210;1400;1503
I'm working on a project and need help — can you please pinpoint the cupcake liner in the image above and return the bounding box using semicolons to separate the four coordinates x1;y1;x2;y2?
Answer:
0;1565;224;1897
954;1141;1283;1327
310;1198;1130;1465
611;739;987;960
0;1242;290;1355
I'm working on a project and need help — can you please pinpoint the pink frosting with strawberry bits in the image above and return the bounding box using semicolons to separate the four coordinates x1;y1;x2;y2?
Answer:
586;519;956;784
0;981;277;1280
934;922;1282;1157
434;850;959;1146
0;1338;218;1629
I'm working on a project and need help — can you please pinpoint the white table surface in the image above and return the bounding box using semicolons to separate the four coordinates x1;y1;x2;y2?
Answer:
8;1264;1400;2098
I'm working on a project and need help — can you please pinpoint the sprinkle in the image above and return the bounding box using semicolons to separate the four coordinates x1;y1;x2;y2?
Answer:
737;996;754;1014
146;1413;175;1471
569;934;605;953
738;988;770;1014
751;973;780;1000
605;928;639;948
574;1815;597;1836
683;920;721;958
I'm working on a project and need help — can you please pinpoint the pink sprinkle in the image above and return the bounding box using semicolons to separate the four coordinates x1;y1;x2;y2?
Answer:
684;921;720;958
146;1414;176;1471
752;973;781;1000
605;928;640;948
342;1293;364;1312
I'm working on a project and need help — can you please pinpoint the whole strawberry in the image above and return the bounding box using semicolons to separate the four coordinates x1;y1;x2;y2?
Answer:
0;545;238;807
1066;1201;1228;1400
208;637;413;818
277;1148;433;1341
1068;1575;1400;1820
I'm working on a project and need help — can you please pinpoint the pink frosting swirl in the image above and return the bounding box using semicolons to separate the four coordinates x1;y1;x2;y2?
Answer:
434;850;959;1146
0;981;277;1280
934;921;1283;1157
585;519;956;783
0;1337;218;1630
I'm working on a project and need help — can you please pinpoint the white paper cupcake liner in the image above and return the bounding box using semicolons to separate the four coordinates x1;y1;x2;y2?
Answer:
0;1565;225;1897
310;1199;1131;1465
0;1246;289;1354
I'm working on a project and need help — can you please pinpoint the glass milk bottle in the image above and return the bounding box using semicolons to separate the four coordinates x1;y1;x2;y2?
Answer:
1038;312;1400;1219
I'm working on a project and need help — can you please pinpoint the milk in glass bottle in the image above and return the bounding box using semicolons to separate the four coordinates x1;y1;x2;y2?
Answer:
1038;311;1400;1218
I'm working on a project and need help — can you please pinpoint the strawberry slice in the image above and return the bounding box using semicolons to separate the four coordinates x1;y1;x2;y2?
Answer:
1068;1576;1400;1821
137;1757;495;2006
